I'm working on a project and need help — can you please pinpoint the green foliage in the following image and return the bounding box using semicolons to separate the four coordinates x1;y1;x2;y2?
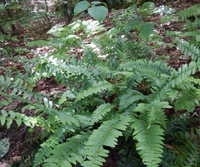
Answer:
162;3;200;48
1;2;200;167
132;118;164;167
82;115;130;167
178;4;200;20
74;1;108;23
88;5;108;23
34;126;77;167
0;138;10;159
162;117;200;167
44;131;91;167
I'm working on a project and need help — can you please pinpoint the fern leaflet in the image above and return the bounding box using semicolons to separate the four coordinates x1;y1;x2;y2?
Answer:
82;115;130;167
119;90;145;110
33;126;68;167
75;81;113;102
132;118;164;167
44;131;91;167
92;103;114;122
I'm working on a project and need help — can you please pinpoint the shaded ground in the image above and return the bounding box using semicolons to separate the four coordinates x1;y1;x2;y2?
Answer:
0;0;200;166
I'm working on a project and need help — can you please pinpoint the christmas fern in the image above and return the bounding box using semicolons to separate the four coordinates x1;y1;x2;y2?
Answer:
82;115;130;167
91;103;114;122
178;4;200;19
44;131;91;167
1;4;200;167
75;81;113;102
132;117;164;167
33;126;68;167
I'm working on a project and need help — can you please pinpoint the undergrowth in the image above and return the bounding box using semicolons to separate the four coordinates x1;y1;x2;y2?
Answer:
1;1;200;167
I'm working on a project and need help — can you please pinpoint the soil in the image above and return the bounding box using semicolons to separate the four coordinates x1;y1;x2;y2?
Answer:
0;0;200;166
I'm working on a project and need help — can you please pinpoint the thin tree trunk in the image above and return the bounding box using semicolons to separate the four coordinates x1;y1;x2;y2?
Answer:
44;0;51;29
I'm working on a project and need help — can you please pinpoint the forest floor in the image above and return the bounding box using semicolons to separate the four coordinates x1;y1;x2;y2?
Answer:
0;0;200;166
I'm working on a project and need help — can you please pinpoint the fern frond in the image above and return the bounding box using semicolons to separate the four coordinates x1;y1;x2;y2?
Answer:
82;115;130;167
75;81;113;102
169;130;200;167
178;4;200;19
175;38;200;61
57;111;79;127
182;31;200;38
119;90;145;110
33;126;68;167
132;118;164;167
174;89;200;111
134;100;171;127
43;131;91;167
118;60;172;80
92;103;114;122
151;61;199;100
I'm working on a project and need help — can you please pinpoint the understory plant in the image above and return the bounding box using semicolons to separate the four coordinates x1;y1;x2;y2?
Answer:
1;2;200;167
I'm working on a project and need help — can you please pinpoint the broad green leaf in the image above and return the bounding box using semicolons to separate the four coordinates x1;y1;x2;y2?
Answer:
88;6;108;23
140;23;154;38
74;1;90;16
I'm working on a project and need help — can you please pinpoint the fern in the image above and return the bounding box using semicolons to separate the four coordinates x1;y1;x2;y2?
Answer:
163;129;200;167
33;126;68;167
82;115;130;167
119;60;172;79
75;81;113;102
178;4;200;19
91;103;114;123
132;117;164;167
175;38;200;61
151;61;199;100
119;90;145;110
134;100;171;127
2;3;200;167
43;131;91;167
174;89;200;111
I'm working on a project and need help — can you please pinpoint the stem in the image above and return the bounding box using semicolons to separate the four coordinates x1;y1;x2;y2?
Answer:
44;0;51;29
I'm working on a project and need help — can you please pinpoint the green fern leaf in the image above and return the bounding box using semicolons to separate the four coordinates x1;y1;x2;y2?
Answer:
57;111;79;127
178;4;200;19
175;38;200;61
168;130;200;166
119;90;145;110
92;103;114;122
118;60;172;79
174;89;200;111
135;100;171;127
82;115;130;167
151;61;199;100
132;118;164;167
26;40;48;47
44;131;91;167
33;126;68;167
75;81;113;102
